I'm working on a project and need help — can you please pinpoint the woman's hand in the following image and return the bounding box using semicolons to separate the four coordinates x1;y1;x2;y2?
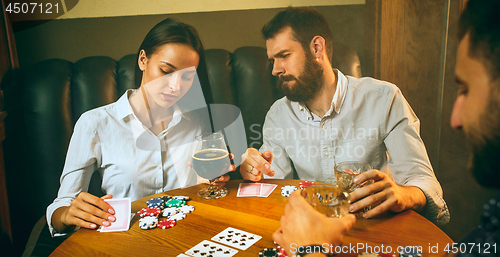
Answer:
52;193;116;232
213;153;235;186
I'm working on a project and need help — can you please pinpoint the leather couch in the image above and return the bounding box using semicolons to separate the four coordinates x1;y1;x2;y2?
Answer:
1;45;358;254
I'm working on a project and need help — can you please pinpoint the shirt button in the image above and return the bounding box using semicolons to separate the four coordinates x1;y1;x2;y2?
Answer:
325;152;330;157
322;124;327;129
327;179;333;184
157;165;162;170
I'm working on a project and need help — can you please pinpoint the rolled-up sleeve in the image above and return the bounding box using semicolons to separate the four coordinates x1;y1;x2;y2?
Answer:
46;112;101;237
383;88;450;225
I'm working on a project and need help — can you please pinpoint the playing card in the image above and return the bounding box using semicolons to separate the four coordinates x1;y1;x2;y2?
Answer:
259;183;277;197
185;240;238;257
99;198;131;232
211;227;262;250
236;183;261;197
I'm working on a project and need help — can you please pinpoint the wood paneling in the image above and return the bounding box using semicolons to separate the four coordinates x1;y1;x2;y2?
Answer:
379;0;445;167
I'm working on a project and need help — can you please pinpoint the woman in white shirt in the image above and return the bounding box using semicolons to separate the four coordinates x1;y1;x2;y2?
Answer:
47;18;233;237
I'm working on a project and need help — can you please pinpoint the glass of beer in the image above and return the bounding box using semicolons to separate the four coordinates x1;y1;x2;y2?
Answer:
192;132;230;199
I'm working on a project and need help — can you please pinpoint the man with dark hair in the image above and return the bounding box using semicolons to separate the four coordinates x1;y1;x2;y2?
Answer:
449;0;500;255
269;1;499;256
240;7;449;225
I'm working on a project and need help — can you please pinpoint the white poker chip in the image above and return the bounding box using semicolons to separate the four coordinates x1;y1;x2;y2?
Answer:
173;195;190;201
162;207;180;217
139;216;158;229
179;205;195;214
167;212;186;221
281;185;297;197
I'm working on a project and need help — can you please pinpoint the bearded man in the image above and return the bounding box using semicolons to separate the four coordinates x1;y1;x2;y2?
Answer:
240;7;449;225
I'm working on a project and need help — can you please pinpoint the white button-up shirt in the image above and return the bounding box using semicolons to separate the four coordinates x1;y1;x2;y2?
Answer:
261;70;449;225
47;90;204;236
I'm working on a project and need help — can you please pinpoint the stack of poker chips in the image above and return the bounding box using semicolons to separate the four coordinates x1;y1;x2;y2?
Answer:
136;195;194;229
260;243;288;257
298;181;316;189
280;186;298;197
280;181;316;197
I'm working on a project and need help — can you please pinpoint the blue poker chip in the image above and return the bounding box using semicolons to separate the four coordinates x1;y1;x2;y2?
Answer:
139;216;158;229
147;198;165;209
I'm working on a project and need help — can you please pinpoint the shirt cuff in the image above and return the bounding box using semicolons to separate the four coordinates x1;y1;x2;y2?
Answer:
46;200;75;237
405;180;450;226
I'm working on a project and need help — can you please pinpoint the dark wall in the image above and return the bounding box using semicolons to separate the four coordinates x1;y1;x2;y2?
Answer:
13;5;366;71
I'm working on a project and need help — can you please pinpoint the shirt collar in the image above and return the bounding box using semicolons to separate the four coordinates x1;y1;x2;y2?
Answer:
293;69;348;120
332;69;348;114
115;89;189;123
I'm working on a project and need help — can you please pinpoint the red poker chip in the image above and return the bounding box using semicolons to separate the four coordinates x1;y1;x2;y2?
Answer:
299;181;316;189
137;207;162;217
158;219;176;229
277;245;288;257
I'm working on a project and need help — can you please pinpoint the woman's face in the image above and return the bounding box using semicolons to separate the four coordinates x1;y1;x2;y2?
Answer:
138;43;200;108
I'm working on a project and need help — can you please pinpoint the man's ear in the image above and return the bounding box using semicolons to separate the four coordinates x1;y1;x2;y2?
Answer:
310;36;326;59
138;50;148;71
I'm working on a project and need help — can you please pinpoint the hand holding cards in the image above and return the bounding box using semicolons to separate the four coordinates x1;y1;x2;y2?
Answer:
98;198;132;232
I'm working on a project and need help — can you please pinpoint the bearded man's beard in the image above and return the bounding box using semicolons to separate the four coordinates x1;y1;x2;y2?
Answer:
466;88;500;189
277;52;324;102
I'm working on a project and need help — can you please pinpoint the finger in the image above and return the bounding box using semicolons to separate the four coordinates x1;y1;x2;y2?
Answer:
349;179;387;203
188;161;192;168
228;164;236;172
287;190;309;209
67;203;113;228
213;175;230;186
262;150;273;163
240;163;262;181
272;227;284;247
349;190;378;213
351;190;387;214
100;194;115;214
78;193;115;218
229;153;234;161
339;214;357;231
65;214;99;229
247;153;273;176
355;169;385;184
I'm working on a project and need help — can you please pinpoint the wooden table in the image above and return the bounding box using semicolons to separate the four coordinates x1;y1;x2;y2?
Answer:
50;179;453;256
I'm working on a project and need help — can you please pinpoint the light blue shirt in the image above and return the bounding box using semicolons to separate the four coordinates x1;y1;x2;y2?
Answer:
261;70;449;225
47;90;204;236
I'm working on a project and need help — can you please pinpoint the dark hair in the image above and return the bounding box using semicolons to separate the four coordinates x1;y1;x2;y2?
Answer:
459;0;500;80
135;18;213;106
262;7;333;64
